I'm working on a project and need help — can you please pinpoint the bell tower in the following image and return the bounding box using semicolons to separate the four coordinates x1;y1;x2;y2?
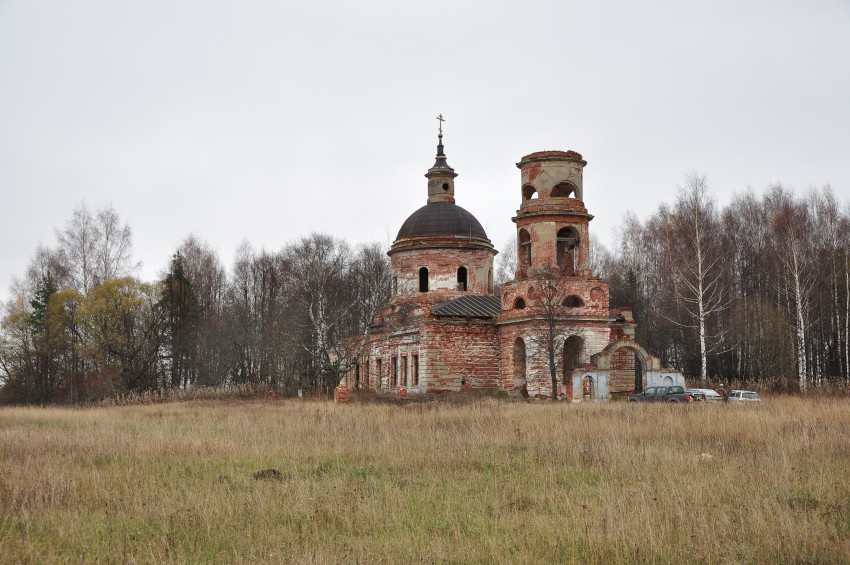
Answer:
512;151;592;279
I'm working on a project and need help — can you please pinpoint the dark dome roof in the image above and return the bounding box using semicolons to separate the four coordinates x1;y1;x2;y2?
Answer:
396;202;488;240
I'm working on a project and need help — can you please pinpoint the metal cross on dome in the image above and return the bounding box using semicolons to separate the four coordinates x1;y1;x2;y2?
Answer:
436;114;445;135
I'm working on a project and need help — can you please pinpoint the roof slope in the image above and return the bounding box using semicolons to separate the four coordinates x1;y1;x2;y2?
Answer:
432;295;501;318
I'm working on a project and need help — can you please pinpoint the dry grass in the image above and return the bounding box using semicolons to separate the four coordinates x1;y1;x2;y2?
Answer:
1;396;849;564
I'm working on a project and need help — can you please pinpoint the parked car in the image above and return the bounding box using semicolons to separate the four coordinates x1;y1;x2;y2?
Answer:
727;390;761;403
628;386;693;403
685;388;724;402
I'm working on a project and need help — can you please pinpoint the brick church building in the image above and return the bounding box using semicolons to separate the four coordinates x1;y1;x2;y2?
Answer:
347;133;681;400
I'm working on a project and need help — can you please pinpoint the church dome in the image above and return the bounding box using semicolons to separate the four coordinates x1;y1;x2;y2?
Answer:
396;202;488;240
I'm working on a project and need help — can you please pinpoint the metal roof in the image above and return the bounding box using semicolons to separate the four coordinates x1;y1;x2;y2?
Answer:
432;295;501;318
396;202;488;240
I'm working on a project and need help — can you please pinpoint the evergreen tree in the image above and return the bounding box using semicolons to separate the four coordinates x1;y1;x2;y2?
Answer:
161;253;199;388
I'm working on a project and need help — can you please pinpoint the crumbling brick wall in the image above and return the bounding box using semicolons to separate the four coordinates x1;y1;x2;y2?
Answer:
419;319;499;392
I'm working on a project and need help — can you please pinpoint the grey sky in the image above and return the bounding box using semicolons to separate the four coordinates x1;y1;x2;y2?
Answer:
2;0;849;302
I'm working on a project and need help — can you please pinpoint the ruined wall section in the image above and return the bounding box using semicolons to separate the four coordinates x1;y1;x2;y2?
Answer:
496;319;610;397
419;319;499;393
500;277;610;316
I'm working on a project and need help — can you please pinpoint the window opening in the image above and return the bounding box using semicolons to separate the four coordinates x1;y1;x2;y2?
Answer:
551;181;576;198
401;356;408;387
563;295;584;307
513;297;526;309
457;266;468;291
522;185;537;201
518;229;531;271
412;355;419;386
419;267;429;292
391;356;398;387
556;227;579;275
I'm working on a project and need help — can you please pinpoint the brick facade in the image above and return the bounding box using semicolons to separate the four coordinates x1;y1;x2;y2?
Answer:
346;141;661;399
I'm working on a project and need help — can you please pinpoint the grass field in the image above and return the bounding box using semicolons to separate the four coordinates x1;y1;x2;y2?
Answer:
1;395;849;564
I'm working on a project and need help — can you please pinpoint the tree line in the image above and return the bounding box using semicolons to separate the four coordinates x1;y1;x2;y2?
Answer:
597;176;850;391
2;179;849;403
0;204;390;403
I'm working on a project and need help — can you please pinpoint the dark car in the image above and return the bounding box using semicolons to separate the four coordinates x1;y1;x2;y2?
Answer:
628;386;693;403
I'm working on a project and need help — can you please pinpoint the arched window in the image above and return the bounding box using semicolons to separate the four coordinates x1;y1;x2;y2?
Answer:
518;229;531;271
556;227;579;275
487;269;493;293
457;266;468;291
563;336;584;385
419;267;429;292
551;181;577;198
563;295;584;308
522;185;537;201
513;297;526;309
513;337;527;396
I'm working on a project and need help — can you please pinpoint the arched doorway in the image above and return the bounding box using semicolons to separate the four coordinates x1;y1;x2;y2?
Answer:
608;346;647;395
563;335;583;384
513;337;527;397
590;340;655;397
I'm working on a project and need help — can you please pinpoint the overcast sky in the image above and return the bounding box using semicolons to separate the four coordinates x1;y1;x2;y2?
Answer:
1;0;849;302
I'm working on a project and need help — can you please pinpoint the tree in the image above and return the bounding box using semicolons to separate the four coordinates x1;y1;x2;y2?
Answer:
495;235;517;289
78;278;165;395
527;265;584;400
57;203;136;293
768;187;814;391
284;234;390;396
160;253;199;389
28;274;58;402
177;236;227;386
664;173;729;387
0;294;38;402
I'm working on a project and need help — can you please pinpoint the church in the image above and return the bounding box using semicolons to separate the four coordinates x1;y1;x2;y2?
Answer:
346;129;682;400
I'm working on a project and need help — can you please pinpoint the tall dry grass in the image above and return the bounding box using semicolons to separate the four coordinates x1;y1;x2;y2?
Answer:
1;396;849;563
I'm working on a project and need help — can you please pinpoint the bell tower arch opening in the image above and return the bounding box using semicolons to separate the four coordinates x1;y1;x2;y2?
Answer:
551;181;577;198
556;227;579;276
522;184;538;201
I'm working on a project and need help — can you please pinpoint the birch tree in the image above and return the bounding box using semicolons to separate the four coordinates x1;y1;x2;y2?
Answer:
665;173;728;387
768;186;814;391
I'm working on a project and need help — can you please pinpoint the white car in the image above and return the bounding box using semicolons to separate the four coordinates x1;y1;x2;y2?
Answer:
685;388;724;402
727;390;761;403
